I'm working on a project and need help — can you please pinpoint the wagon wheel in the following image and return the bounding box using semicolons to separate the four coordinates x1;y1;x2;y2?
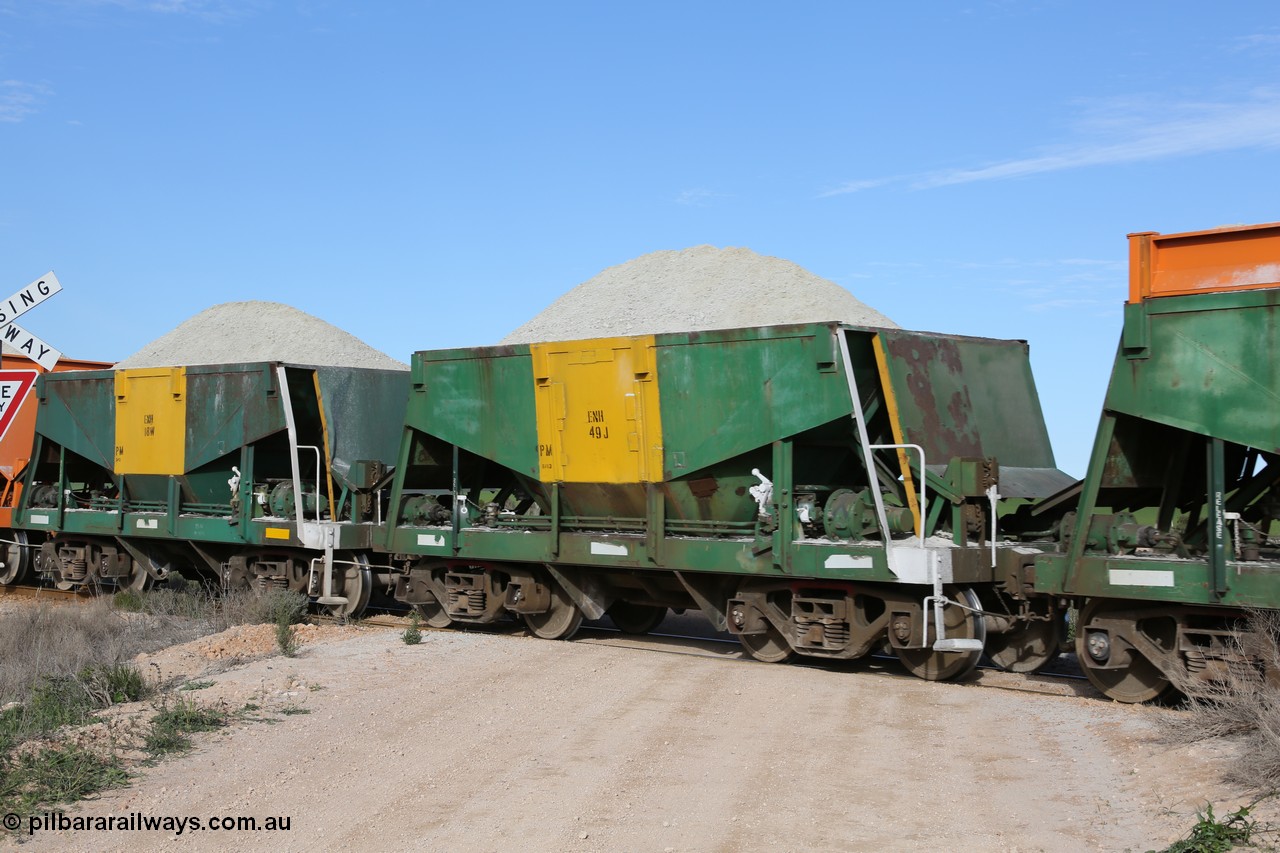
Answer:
122;561;156;592
607;601;668;635
523;582;584;640
986;598;1063;673
324;553;373;619
413;596;454;628
122;548;172;593
0;529;31;586
895;587;986;681
737;622;796;663
1075;599;1175;703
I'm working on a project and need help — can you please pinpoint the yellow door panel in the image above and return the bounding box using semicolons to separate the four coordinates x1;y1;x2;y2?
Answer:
114;368;187;475
531;336;663;484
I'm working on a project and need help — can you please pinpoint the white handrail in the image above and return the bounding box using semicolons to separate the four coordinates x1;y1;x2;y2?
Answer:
276;366;307;531
866;442;927;542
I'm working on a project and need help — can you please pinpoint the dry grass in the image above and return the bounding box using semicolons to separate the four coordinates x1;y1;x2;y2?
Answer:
0;600;189;707
0;582;310;822
0;582;308;707
1162;610;1280;791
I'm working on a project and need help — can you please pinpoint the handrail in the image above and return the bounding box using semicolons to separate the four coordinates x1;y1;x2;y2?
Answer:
867;443;927;542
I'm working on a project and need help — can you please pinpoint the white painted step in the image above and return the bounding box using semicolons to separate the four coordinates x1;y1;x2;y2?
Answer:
932;638;984;653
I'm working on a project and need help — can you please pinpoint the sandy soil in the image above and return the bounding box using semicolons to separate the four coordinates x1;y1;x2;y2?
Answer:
7;617;1272;853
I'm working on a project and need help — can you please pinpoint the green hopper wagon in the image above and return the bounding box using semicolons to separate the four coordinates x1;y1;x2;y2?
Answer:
1035;222;1280;701
386;321;1072;681
16;361;408;616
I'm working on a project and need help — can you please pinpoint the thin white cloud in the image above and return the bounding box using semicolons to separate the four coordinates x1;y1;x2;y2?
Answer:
1232;32;1280;52
1059;258;1118;266
950;257;1119;271
825;93;1280;193
0;80;50;122
1026;298;1103;312
865;260;926;269
846;256;1123;308
920;94;1280;187
45;0;258;21
675;188;719;207
817;177;898;198
138;0;248;14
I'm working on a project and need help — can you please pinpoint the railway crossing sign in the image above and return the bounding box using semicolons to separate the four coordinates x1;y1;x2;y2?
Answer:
0;271;63;371
0;370;37;442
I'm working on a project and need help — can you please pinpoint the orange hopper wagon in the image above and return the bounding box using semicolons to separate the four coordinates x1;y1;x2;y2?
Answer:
0;353;112;585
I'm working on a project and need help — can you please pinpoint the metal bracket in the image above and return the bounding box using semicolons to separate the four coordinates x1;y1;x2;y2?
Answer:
543;563;609;620
674;571;730;632
313;524;347;606
921;592;984;653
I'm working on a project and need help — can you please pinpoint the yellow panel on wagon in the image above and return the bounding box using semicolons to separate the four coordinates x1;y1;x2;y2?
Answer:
531;336;663;484
114;367;187;475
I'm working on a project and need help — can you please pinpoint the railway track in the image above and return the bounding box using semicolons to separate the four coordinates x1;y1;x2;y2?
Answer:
0;584;90;603
574;625;1098;700
5;591;1098;700
318;611;1100;701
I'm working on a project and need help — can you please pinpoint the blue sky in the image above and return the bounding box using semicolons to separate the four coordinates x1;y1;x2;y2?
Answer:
2;1;1279;476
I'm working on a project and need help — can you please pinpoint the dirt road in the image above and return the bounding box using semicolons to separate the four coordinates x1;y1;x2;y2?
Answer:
12;623;1258;852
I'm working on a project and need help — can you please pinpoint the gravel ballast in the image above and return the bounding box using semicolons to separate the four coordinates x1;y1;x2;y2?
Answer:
501;245;897;344
115;301;407;370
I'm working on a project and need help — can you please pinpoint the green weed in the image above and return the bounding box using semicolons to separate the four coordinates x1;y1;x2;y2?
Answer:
261;588;308;627
275;621;298;657
0;745;129;819
402;611;423;646
145;697;228;758
179;680;216;692
1154;799;1266;853
254;588;308;657
112;588;145;612
82;663;148;706
0;663;148;748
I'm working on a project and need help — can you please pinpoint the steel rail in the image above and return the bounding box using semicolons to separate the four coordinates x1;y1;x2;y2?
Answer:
0;584;90;603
